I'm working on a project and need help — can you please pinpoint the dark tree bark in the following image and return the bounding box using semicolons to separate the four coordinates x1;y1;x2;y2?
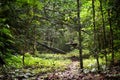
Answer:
92;0;100;71
99;0;108;67
32;4;37;54
33;25;37;54
22;50;25;66
108;9;114;65
77;0;83;71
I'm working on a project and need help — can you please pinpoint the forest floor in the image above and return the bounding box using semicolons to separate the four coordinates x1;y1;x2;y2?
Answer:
0;54;120;80
36;61;80;80
0;61;120;80
36;60;120;80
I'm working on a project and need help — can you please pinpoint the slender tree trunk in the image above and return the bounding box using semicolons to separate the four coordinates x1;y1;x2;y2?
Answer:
22;29;28;66
108;9;114;64
77;0;83;71
22;50;25;66
32;4;37;54
99;0;107;67
92;0;100;71
33;25;37;54
22;53;25;66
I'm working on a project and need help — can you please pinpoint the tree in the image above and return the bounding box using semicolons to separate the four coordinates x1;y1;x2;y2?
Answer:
77;0;83;71
99;0;108;67
92;0;100;71
107;0;114;65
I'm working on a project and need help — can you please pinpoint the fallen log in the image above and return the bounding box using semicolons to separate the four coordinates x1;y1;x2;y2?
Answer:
37;42;66;54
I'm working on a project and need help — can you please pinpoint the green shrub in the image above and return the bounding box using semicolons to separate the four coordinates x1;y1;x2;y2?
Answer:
5;53;71;74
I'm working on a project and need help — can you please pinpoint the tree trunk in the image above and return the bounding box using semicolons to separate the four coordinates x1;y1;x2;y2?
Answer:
33;25;37;54
21;50;25;66
32;4;37;54
99;0;107;67
22;53;25;66
108;9;114;64
92;0;100;71
77;0;83;71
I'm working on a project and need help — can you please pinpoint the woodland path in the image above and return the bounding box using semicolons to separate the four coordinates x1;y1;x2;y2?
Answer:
36;61;105;80
0;60;120;80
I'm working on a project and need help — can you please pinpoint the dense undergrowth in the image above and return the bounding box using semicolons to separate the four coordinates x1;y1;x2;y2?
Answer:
4;49;120;72
0;49;119;79
4;53;71;74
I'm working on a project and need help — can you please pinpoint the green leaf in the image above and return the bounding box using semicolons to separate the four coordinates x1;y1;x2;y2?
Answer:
1;28;13;38
6;39;15;44
0;42;4;47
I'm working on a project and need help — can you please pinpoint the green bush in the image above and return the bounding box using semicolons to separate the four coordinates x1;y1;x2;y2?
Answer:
5;53;71;74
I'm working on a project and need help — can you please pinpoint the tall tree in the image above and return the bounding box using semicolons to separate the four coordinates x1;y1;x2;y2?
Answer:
77;0;83;71
99;0;108;67
107;3;114;65
92;0;100;71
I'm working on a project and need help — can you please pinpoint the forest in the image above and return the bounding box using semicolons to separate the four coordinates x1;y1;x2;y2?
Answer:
0;0;120;80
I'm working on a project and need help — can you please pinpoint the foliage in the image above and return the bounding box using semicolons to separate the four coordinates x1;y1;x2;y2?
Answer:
5;53;71;73
0;25;14;56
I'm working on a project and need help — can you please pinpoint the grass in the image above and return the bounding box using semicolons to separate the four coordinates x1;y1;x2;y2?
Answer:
5;53;71;74
4;50;120;74
36;53;67;60
66;49;120;71
83;57;106;71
